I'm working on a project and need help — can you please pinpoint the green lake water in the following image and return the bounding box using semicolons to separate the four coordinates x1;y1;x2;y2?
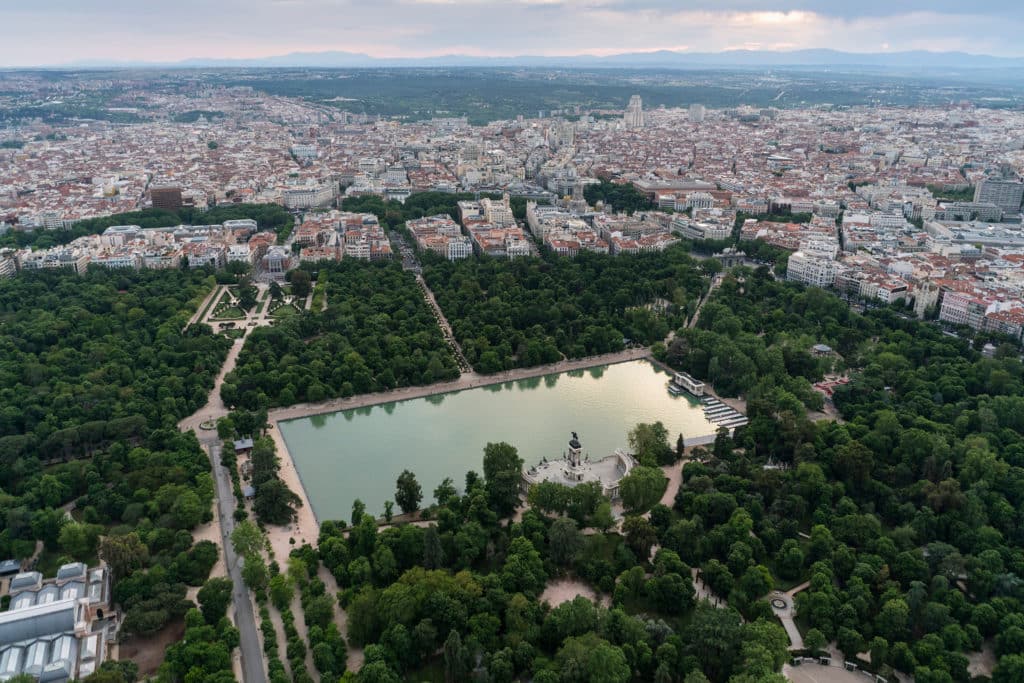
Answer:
278;359;720;520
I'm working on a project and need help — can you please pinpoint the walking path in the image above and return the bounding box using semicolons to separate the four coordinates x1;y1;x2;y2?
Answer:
267;347;652;423
686;274;722;329
772;580;812;651
178;335;248;433
415;273;472;373
185;285;222;329
691;567;729;609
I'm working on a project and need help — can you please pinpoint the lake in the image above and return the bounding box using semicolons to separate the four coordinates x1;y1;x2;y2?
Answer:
278;359;720;520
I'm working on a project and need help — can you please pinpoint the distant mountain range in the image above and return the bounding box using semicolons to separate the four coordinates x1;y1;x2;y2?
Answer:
57;49;1024;70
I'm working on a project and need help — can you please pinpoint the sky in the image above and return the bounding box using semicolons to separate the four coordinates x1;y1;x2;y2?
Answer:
2;0;1024;66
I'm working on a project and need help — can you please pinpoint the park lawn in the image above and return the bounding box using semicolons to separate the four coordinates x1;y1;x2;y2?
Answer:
269;303;301;318
211;306;246;320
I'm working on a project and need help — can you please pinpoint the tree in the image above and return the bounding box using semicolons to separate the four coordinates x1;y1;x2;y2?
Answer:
171;490;206;529
676;433;686;460
423;525;445;569
623;516;657;560
836;626;865;660
876;598;910;642
548;517;584;566
395;470;423;515
619;466;668;513
804;628;827;654
628;422;673;466
592;501;616;532
993;654;1024;683
776;539;805;581
444;630;469;683
254;479;302;526
483;442;524;516
242;555;269;593
99;533;148;582
197;577;233;624
231;520;264;558
383;501;394;524
269;573;294;611
434;478;457;507
58;522;101;558
288;269;313;298
351;499;366;527
556;632;631;683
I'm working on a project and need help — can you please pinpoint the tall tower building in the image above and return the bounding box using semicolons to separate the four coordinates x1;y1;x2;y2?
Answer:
624;95;645;129
689;103;706;123
974;177;1024;214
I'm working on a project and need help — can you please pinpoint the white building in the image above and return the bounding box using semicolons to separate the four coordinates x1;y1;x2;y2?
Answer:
283;183;335;209
448;236;473;260
788;251;838;288
685;192;714;211
624;95;645;129
226;244;255;265
480;195;516;228
290;144;318;161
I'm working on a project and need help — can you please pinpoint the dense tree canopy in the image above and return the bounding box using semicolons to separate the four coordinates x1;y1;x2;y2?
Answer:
424;247;706;373
222;260;459;409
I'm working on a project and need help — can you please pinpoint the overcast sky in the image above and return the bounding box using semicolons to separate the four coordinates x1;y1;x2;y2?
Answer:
2;0;1023;66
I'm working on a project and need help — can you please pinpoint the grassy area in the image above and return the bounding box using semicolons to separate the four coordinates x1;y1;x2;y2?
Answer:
196;284;222;322
223;328;246;339
311;274;328;311
211;306;246;320
269;303;300;319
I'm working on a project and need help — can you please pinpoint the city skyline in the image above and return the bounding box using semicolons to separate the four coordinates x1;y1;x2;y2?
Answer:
3;1;1024;67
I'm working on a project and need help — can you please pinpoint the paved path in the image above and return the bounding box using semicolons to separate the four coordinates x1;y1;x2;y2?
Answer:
691;567;728;609
178;325;265;681
209;442;267;683
772;581;812;651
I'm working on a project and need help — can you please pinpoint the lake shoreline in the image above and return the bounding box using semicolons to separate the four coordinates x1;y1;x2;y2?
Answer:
268;348;653;525
268;347;654;424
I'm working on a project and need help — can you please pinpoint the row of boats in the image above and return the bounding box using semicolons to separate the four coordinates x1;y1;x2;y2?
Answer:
667;371;749;430
700;396;749;429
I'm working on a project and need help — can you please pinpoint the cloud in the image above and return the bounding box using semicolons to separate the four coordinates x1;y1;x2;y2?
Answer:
1;1;1023;65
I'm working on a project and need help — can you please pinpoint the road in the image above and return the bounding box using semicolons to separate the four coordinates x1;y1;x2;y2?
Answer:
207;440;267;683
179;305;266;682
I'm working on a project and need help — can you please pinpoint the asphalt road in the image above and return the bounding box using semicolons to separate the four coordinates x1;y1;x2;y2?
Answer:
207;440;267;683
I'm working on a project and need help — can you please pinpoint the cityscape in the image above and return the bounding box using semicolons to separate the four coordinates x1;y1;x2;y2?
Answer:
4;76;1024;340
2;4;1024;683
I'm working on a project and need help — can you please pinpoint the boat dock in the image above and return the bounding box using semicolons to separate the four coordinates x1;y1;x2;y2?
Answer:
701;396;748;430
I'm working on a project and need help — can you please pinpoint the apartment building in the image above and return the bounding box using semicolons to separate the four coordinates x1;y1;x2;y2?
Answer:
788;251;838;288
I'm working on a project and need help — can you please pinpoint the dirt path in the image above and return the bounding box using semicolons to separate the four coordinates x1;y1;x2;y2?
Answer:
317;565;364;672
540;578;610;608
415;273;472;372
178;336;248;433
265;426;319;563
